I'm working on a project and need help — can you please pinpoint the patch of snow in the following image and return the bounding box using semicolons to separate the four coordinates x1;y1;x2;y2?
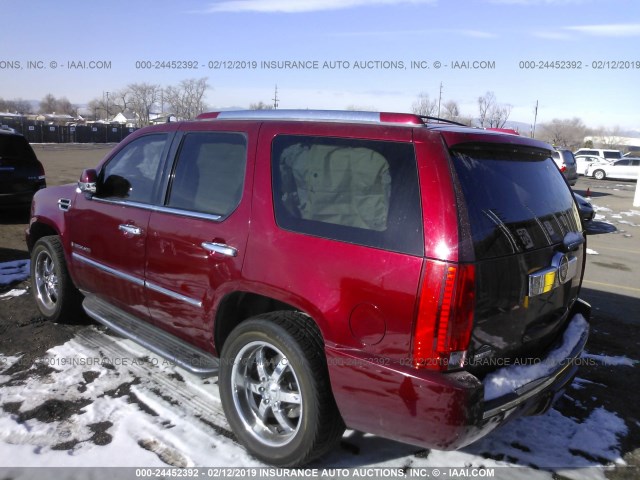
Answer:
0;288;27;299
582;353;638;367
586;249;599;255
484;315;588;401
0;320;626;479
591;205;611;212
0;260;30;287
567;408;627;464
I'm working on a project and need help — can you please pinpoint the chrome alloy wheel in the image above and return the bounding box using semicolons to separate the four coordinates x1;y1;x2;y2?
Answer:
231;341;303;447
34;249;58;310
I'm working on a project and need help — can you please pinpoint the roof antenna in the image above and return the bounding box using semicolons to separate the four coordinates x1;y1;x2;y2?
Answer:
272;85;280;110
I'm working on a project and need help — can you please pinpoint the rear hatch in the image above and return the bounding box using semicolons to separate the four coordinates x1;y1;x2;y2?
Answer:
448;142;584;376
0;133;44;195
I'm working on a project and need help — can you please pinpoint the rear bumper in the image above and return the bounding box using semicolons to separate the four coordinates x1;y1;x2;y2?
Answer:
327;299;590;450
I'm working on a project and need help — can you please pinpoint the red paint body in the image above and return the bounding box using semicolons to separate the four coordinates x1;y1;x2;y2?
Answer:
27;114;589;451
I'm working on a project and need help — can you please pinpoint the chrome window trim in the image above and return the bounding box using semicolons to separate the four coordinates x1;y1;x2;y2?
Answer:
72;253;203;308
92;197;223;221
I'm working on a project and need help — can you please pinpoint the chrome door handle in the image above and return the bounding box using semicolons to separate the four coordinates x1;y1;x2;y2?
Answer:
119;224;142;236
201;242;238;257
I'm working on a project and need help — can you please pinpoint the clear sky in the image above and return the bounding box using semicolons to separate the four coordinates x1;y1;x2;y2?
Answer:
1;0;639;131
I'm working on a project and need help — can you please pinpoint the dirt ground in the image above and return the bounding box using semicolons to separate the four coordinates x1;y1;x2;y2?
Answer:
0;145;639;477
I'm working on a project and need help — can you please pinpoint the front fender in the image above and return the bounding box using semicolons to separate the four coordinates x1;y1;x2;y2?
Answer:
26;184;77;251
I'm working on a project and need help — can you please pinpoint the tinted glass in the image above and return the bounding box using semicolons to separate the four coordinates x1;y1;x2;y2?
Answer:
0;134;36;161
168;132;247;216
604;151;622;159
451;146;581;260
561;151;576;166
615;160;630;166
272;135;423;256
99;134;167;203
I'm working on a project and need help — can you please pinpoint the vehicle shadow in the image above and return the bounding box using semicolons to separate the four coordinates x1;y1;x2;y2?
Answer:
0;247;29;264
0;208;30;225
585;221;617;235
573;189;610;199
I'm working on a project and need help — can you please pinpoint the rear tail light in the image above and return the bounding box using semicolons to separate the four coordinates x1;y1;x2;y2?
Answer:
412;261;476;371
560;165;567;172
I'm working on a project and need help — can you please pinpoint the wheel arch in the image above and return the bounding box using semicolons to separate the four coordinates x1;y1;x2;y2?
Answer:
214;291;327;355
27;220;60;252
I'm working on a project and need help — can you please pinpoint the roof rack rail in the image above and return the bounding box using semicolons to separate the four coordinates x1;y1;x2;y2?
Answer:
418;116;467;127
196;109;424;125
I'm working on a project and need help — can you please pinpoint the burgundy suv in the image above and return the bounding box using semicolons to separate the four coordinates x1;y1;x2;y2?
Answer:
27;110;590;466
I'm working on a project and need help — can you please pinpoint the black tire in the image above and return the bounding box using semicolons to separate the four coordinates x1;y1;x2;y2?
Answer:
30;235;84;323
219;312;345;466
593;169;606;180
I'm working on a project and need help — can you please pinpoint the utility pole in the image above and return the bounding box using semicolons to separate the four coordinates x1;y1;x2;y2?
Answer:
437;82;443;118
531;100;538;138
105;91;110;143
272;85;280;110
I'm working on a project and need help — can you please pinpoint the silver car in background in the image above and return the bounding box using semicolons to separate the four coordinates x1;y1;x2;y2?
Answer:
552;148;578;186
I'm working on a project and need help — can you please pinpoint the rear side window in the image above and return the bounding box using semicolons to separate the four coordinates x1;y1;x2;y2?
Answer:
272;135;423;256
451;146;581;260
168;132;247;217
561;151;576;166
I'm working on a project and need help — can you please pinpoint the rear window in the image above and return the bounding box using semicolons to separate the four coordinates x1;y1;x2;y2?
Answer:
272;135;423;256
0;134;36;161
561;150;576;166
451;146;581;260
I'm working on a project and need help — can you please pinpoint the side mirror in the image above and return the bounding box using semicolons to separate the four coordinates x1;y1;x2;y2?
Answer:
77;169;97;196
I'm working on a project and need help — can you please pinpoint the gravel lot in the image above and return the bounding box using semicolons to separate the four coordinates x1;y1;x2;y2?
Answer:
0;145;638;477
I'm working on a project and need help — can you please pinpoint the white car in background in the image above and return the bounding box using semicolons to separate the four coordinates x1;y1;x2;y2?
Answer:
574;148;622;161
575;155;608;175
586;158;640;180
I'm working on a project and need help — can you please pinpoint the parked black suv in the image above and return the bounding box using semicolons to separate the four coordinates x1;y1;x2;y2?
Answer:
0;127;46;209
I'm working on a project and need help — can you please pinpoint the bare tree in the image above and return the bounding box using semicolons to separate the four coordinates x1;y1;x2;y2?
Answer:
56;97;76;116
126;83;161;127
441;100;460;119
487;103;512;128
249;101;274;110
411;93;438;117
39;94;58;114
477;91;496;128
0;98;33;114
596;126;627;149
164;77;210;120
537;117;587;149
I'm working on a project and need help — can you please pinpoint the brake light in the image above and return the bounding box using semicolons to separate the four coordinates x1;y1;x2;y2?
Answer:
412;261;476;371
560;165;567;172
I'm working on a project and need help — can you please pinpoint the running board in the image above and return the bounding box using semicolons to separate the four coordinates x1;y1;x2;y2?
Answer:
82;295;220;377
